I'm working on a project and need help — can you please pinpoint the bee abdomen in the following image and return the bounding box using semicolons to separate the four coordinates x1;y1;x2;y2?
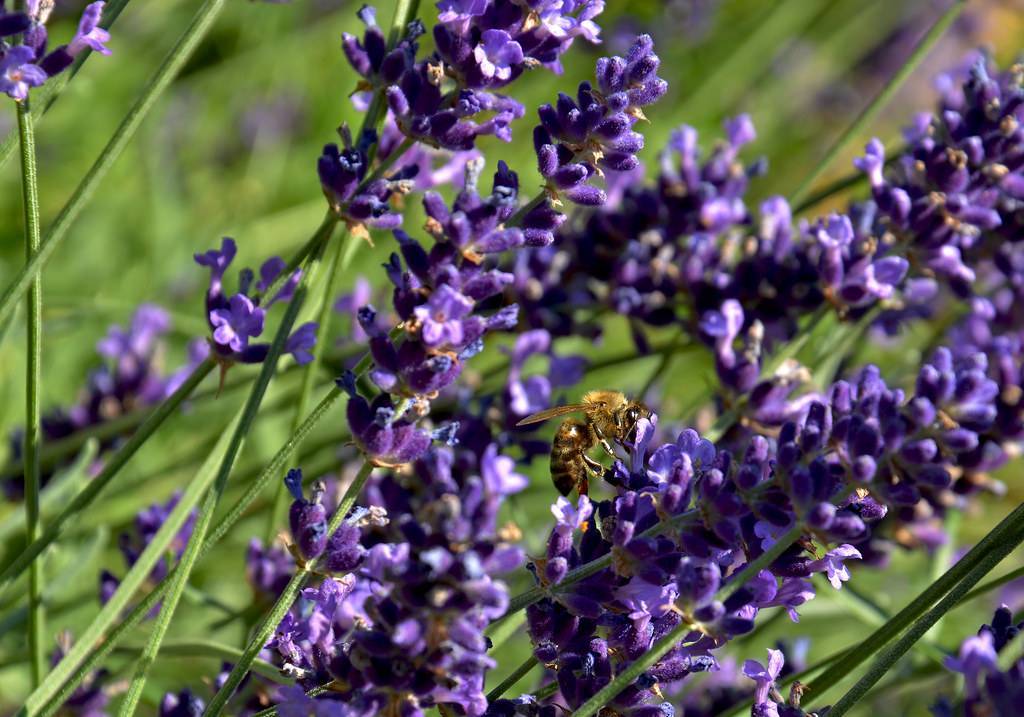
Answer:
550;419;596;497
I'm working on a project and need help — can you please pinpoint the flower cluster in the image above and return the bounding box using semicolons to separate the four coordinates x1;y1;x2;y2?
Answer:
258;436;526;717
317;124;413;235
856;55;1024;298
0;1;111;101
5;304;206;497
194;237;316;366
933;605;1024;716
534;34;667;207
342;0;604;154
342;159;528;467
498;337;1011;714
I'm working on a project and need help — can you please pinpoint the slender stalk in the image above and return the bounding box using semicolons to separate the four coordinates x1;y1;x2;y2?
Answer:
0;359;215;595
487;656;539;702
960;564;1024;604
116;276;312;716
804;500;1024;703
35;385;348;717
788;0;965;207
265;229;346;543
0;0;132;170
113;640;288;685
0;0;229;328
17;96;45;687
21;408;242;717
822;513;1024;717
204;461;376;715
505;192;547;229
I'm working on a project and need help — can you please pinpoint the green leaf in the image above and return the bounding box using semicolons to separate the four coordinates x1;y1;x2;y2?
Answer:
0;438;97;545
804;500;1024;705
0;359;215;596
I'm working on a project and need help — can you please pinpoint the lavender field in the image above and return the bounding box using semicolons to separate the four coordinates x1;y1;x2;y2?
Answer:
1;0;1024;715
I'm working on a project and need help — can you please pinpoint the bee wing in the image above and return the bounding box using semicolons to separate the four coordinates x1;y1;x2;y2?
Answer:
515;404;588;426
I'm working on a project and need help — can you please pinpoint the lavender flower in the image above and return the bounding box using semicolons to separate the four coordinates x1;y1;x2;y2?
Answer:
2;0;113;95
0;46;45;100
194;237;317;366
533;34;667;207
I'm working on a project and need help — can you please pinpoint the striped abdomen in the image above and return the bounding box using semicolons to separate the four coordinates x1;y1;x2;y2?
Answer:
550;418;597;496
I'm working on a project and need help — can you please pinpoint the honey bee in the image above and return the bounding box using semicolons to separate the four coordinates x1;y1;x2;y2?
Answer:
516;390;650;496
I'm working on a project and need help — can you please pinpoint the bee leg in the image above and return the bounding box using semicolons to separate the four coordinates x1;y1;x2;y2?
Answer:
582;454;604;476
578;473;589;496
598;437;616;458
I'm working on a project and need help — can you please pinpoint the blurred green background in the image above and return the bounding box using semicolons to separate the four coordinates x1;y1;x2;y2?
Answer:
1;0;1023;713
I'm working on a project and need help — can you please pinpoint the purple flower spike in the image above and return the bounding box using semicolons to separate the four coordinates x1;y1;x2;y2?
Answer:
743;648;784;708
474;30;523;82
808;544;862;589
68;2;111;56
210;294;265;353
0;46;46;100
413;284;475;348
944;630;997;698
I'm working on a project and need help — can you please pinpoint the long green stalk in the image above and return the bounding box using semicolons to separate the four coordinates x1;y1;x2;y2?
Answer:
265;229;345;543
822;511;1024;717
17;95;45;687
0;0;229;328
804;500;1024;702
113;640;288;685
788;0;966;206
0;359;215;595
116;275;312;715
35;385;348;716
204;461;376;715
20;408;243;716
487;656;539;702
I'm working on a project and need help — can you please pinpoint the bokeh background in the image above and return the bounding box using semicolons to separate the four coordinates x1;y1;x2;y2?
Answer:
1;0;1024;713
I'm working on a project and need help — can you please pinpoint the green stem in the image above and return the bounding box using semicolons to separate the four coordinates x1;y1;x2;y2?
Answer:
116;274;313;716
804;500;1024;703
487;656;539;702
0;0;132;170
113;639;288;685
21;406;243;717
960;564;1024;604
822;511;1024;717
505;192;547;228
204;461;376;715
17;95;45;687
34;385;348;717
265;229;346;544
788;0;966;207
790;143;913;215
0;359;215;595
0;0;229;329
